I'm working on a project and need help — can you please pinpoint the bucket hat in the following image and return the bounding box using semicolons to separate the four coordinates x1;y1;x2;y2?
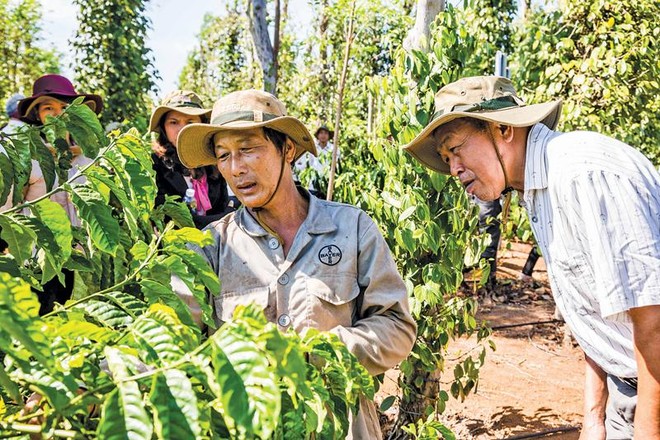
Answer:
18;74;103;123
314;125;334;139
403;76;562;174
177;89;316;169
148;90;211;132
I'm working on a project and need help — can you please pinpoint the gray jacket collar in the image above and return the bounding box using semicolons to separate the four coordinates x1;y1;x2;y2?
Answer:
235;188;337;238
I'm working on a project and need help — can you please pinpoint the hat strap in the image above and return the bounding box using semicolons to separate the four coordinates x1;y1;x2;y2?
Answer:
431;96;521;121
212;111;278;125
486;127;514;226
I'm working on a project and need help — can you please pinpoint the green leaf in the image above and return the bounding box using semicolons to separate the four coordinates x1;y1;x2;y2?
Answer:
98;347;153;440
0;360;22;405
0;255;21;277
165;246;220;294
380;395;396;412
0;213;37;263
33;199;72;282
65;101;104;158
163;227;214;247
0;152;14;207
159;254;214;328
28;129;56;192
398;205;417;222
69;184;120;255
131;305;196;365
150;370;201;439
73;291;145;329
211;325;281;439
0;275;55;371
160;197;195;228
55;320;115;343
140;278;196;327
11;359;78;411
4;133;32;206
86;168;141;237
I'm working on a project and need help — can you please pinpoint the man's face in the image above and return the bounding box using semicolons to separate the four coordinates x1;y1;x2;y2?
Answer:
316;129;330;144
214;127;293;209
435;119;505;201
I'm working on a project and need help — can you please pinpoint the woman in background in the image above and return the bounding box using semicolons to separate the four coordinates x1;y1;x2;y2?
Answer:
17;74;104;314
149;90;234;229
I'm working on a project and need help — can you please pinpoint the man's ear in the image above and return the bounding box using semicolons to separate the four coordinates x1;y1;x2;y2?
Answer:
285;138;297;163
496;124;514;142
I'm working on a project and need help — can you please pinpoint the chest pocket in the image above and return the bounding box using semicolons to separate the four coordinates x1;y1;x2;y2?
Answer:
215;286;272;324
306;276;361;331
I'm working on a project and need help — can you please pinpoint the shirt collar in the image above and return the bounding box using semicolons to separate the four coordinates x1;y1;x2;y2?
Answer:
523;123;556;191
235;187;337;237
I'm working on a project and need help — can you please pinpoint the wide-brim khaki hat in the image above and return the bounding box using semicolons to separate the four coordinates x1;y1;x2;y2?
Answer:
177;89;316;169
403;76;562;174
148;90;211;132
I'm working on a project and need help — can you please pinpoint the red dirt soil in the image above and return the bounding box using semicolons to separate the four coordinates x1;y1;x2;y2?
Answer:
378;241;585;439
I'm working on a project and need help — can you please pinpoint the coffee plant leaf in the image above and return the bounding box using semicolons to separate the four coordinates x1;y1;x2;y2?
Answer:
150;370;201;439
211;324;281;438
2;134;31;206
164;246;220;295
86;168;141;238
27;129;56;192
0;151;13;207
98;346;153;440
0;214;37;264
139;277;196;328
131;305;196;365
68;184;120;255
65;100;104;158
73;292;146;328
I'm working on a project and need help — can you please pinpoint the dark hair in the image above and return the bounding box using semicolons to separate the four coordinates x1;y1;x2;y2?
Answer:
263;127;288;153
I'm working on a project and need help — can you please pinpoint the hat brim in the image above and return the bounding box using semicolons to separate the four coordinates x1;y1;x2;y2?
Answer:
19;93;104;123
403;100;562;174
177;117;317;169
148;105;212;132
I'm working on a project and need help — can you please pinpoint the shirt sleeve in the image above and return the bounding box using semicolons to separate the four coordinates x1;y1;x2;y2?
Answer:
330;213;417;375
566;170;660;321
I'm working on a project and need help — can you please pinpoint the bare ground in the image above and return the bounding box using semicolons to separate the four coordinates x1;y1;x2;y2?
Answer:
378;242;585;439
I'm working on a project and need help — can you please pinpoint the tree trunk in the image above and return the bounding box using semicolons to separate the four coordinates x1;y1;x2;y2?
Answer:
403;0;445;51
247;0;278;93
326;0;356;202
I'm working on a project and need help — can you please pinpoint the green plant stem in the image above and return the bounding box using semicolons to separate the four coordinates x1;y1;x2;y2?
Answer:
0;423;80;438
62;338;211;411
42;222;173;318
3;140;117;215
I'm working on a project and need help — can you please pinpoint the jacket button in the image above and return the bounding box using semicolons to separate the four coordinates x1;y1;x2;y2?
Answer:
278;273;289;285
268;238;279;249
277;314;291;327
531;216;538;223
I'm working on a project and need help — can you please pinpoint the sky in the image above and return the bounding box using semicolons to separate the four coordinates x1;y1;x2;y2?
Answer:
39;0;312;101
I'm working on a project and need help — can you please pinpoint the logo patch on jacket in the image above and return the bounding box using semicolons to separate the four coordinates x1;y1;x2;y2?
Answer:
318;245;342;266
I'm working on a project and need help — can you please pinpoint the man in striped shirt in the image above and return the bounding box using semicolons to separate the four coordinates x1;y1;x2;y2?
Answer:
403;76;660;439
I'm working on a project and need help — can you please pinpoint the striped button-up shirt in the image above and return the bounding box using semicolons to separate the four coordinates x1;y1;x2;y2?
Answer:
522;123;660;378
